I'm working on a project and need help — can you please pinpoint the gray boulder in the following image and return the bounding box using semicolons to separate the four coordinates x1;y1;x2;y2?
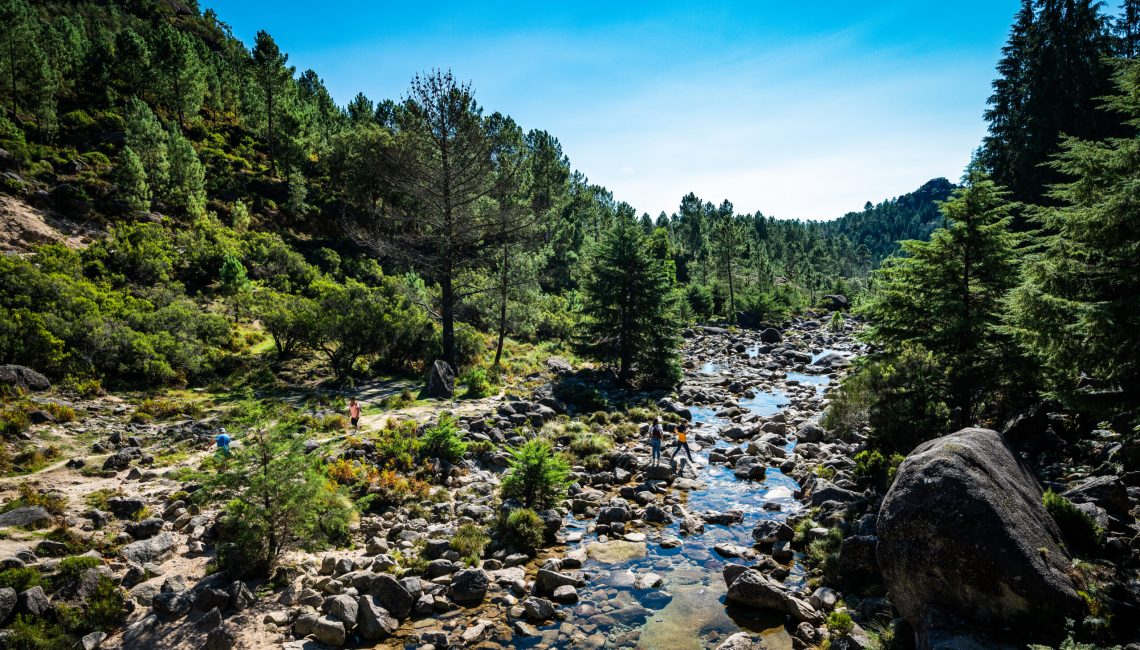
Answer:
0;587;16;623
0;365;50;392
449;568;489;605
312;615;346;646
323;594;358;627
877;428;1082;645
16;586;50;617
0;506;51;530
120;532;176;565
356;595;398;640
366;574;413;619
760;328;782;344
426;360;455;398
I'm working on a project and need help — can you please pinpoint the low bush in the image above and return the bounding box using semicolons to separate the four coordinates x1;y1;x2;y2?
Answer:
499;508;545;555
826;609;854;637
569;432;613;458
461;368;492;399
451;523;490;565
6;615;72;649
806;527;843;582
420;414;467;464
0;567;42;592
136;397;203;420
374;420;421;471
1043;489;1102;555
81;575;128;632
500;439;572;510
852;450;905;489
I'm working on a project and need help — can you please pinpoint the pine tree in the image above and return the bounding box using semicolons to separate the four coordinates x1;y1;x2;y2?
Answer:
219;254;251;319
165;126;207;217
155;25;206;127
578;205;682;388
115;146;150;214
981;0;1116;205
863;168;1023;425
112;29;151;99
249;31;295;175
1008;59;1140;405
710;201;747;318
124;98;169;195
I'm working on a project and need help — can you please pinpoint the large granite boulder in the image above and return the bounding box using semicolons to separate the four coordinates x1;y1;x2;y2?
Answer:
0;365;50;392
425;360;455;399
877;428;1083;646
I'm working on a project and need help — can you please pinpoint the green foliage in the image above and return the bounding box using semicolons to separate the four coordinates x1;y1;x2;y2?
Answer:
6;614;73;650
451;523;490;565
499;507;545;555
1008;60;1140;408
1043;489;1103;555
203;422;355;578
500;439;572;510
577;208;683;388
852;450;905;489
461;367;492;398
420;414;467;464
0;567;42;592
826;609;854;638
165;126;207;217
114;146;150;213
828;310;845;332
806;527;843;582
80;575;128;632
862;169;1023;426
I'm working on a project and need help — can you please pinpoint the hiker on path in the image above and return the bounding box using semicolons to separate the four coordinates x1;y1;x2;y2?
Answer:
348;397;362;431
649;417;664;465
670;420;693;462
215;428;232;456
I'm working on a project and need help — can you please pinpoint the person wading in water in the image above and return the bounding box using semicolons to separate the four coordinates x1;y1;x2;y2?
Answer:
670;420;693;463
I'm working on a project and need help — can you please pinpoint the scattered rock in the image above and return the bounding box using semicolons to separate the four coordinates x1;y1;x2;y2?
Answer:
426;360;456;398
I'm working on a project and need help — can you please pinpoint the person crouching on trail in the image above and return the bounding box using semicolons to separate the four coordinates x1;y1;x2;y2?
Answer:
215;428;232;456
348;397;362;431
670;420;693;462
649;417;664;465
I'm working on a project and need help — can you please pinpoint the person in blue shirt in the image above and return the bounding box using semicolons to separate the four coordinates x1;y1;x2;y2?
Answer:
215;428;232;455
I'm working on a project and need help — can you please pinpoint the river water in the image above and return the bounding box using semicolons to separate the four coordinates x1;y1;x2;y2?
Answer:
518;357;834;650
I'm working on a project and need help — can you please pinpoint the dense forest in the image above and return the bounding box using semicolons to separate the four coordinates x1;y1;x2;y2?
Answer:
0;1;1139;649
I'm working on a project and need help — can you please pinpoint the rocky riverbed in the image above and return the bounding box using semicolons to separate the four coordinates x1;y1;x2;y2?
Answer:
16;309;1138;650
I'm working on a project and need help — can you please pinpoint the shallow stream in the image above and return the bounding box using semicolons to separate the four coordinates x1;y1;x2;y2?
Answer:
519;366;833;650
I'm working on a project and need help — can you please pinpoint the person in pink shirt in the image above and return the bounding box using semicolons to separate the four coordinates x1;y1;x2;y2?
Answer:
348;397;362;431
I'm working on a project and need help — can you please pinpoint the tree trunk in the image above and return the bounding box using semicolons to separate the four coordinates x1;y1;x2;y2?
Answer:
494;244;508;367
441;271;456;371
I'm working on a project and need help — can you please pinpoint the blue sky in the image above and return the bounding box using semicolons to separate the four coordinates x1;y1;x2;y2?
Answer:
203;1;1023;220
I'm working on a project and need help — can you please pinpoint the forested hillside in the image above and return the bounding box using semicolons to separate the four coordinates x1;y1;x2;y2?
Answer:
0;0;947;392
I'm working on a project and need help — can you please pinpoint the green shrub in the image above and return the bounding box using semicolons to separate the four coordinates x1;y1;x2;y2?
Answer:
500;508;545;555
82;575;127;632
852;450;906;489
828;311;845;332
806;527;843;581
461;368;492;399
44;403;76;423
0;567;42;592
420;414;467;464
54;556;102;592
569;432;613;458
0;405;30;438
793;517;821;545
500;439;572;510
1043;489;1103;555
826;609;854;637
612;422;639;442
6;614;72;650
374;420;422;471
451;524;490;565
588;411;609;426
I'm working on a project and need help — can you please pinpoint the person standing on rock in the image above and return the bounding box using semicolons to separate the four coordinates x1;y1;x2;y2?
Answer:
670;420;693;463
650;417;664;465
348;397;362;431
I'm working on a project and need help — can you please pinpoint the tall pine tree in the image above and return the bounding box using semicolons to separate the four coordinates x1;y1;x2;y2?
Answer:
1008;59;1140;406
863;168;1023;426
578;205;682;388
